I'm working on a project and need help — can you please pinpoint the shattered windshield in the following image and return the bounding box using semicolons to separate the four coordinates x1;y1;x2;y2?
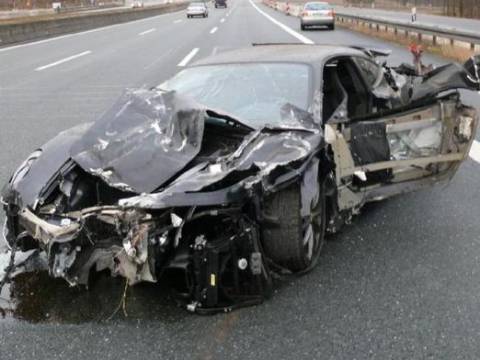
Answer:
163;63;312;128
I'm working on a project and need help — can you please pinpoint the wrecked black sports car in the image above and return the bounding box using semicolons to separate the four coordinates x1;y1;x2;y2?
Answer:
2;45;480;313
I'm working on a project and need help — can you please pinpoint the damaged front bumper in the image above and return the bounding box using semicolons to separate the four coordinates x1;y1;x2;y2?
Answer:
3;186;271;313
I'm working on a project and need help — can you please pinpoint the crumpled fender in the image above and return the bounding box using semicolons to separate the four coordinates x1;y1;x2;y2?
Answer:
1;123;92;209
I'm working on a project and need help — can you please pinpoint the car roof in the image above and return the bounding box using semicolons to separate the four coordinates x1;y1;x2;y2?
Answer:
190;44;365;67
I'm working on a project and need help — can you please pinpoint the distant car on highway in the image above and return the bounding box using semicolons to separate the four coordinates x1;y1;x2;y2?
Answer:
131;1;144;8
186;2;209;18
214;0;227;8
2;45;479;314
300;2;335;30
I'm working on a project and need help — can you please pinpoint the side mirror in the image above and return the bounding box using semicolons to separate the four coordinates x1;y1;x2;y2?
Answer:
463;55;480;90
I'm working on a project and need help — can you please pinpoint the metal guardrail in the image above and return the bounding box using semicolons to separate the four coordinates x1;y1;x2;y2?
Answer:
335;12;480;50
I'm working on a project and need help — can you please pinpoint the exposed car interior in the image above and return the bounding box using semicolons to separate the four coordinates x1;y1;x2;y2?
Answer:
322;57;373;122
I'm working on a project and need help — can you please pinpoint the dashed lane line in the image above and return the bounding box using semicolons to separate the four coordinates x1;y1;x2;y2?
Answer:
210;27;218;34
35;51;92;71
139;28;156;36
174;19;183;23
178;48;199;67
221;18;225;22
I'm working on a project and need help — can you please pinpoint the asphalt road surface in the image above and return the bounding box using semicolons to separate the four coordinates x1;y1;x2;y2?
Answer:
1;0;480;358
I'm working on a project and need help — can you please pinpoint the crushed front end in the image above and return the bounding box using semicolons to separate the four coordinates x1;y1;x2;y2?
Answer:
1;88;323;313
3;193;269;313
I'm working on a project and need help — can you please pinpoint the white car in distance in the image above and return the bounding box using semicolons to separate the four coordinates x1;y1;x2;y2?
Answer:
187;2;209;18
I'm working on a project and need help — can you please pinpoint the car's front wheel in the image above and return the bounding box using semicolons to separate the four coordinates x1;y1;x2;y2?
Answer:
262;181;325;273
301;24;306;31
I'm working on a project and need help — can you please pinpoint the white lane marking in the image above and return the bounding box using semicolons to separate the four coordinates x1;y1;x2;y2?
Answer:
174;19;183;23
226;13;229;16
139;28;156;36
220;18;225;22
144;49;173;70
248;0;314;44
178;48;199;67
210;27;218;34
35;51;92;71
470;140;480;164
0;12;179;54
212;47;218;56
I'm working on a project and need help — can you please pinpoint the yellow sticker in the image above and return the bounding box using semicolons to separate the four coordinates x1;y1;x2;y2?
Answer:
210;274;216;287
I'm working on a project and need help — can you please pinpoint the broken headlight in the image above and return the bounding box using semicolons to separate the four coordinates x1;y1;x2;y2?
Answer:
10;149;42;186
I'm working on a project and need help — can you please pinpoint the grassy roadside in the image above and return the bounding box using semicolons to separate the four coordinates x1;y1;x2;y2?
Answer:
336;21;477;63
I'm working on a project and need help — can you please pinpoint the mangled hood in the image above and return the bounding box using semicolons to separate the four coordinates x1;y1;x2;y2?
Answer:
70;89;209;194
71;88;322;195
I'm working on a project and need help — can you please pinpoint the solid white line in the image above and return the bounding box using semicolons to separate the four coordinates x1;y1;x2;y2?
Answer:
220;18;225;22
248;0;314;44
174;19;182;23
139;28;156;35
470;139;480;164
178;48;199;67
210;27;218;34
35;51;92;71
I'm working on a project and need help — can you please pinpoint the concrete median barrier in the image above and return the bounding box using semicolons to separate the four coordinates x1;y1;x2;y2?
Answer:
0;3;187;46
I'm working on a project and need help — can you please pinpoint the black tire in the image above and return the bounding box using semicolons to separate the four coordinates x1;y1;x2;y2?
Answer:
262;182;326;273
300;24;306;31
329;23;335;30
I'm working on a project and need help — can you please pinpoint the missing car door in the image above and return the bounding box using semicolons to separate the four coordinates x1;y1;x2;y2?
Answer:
326;99;477;210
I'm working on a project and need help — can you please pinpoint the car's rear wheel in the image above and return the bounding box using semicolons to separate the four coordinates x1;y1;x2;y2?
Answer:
262;181;325;273
301;24;306;31
203;13;206;17
329;23;335;30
